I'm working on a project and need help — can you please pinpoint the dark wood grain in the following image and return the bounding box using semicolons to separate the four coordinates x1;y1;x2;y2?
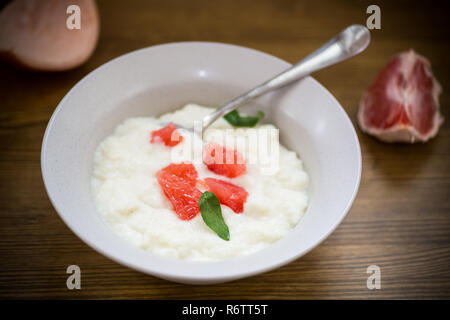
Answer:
1;0;449;299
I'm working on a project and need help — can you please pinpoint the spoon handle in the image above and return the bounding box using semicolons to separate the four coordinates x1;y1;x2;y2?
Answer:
202;24;370;130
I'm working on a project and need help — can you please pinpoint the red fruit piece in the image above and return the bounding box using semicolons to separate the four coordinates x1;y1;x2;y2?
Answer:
156;163;201;220
162;163;198;185
203;143;246;178
204;178;248;213
358;50;443;143
196;179;209;192
151;122;183;147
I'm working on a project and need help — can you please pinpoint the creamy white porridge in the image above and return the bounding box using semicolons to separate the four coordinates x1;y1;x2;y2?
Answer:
91;104;308;261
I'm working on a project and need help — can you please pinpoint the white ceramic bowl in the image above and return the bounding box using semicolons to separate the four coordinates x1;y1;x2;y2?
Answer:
41;42;361;284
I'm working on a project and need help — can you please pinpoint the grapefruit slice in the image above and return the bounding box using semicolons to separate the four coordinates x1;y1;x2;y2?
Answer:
156;163;201;220
151;122;183;147
358;50;443;143
162;163;198;185
203;143;246;178
204;178;248;213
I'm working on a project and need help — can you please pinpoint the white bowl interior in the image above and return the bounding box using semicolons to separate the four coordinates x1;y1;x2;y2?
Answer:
42;42;361;284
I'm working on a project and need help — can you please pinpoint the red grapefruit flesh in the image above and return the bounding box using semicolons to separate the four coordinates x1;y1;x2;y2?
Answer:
156;163;201;220
358;50;443;143
204;178;248;213
162;163;198;185
203;143;246;178
151;122;183;147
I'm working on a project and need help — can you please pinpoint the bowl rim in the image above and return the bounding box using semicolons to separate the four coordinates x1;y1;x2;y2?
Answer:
41;41;362;283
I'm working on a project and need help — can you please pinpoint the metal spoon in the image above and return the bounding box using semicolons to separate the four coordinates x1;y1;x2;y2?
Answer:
168;24;370;136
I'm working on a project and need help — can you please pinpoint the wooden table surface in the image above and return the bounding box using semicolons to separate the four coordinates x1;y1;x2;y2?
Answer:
1;0;449;299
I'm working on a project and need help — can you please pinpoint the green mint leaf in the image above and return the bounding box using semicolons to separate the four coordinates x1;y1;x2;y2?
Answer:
199;191;230;241
223;110;264;127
